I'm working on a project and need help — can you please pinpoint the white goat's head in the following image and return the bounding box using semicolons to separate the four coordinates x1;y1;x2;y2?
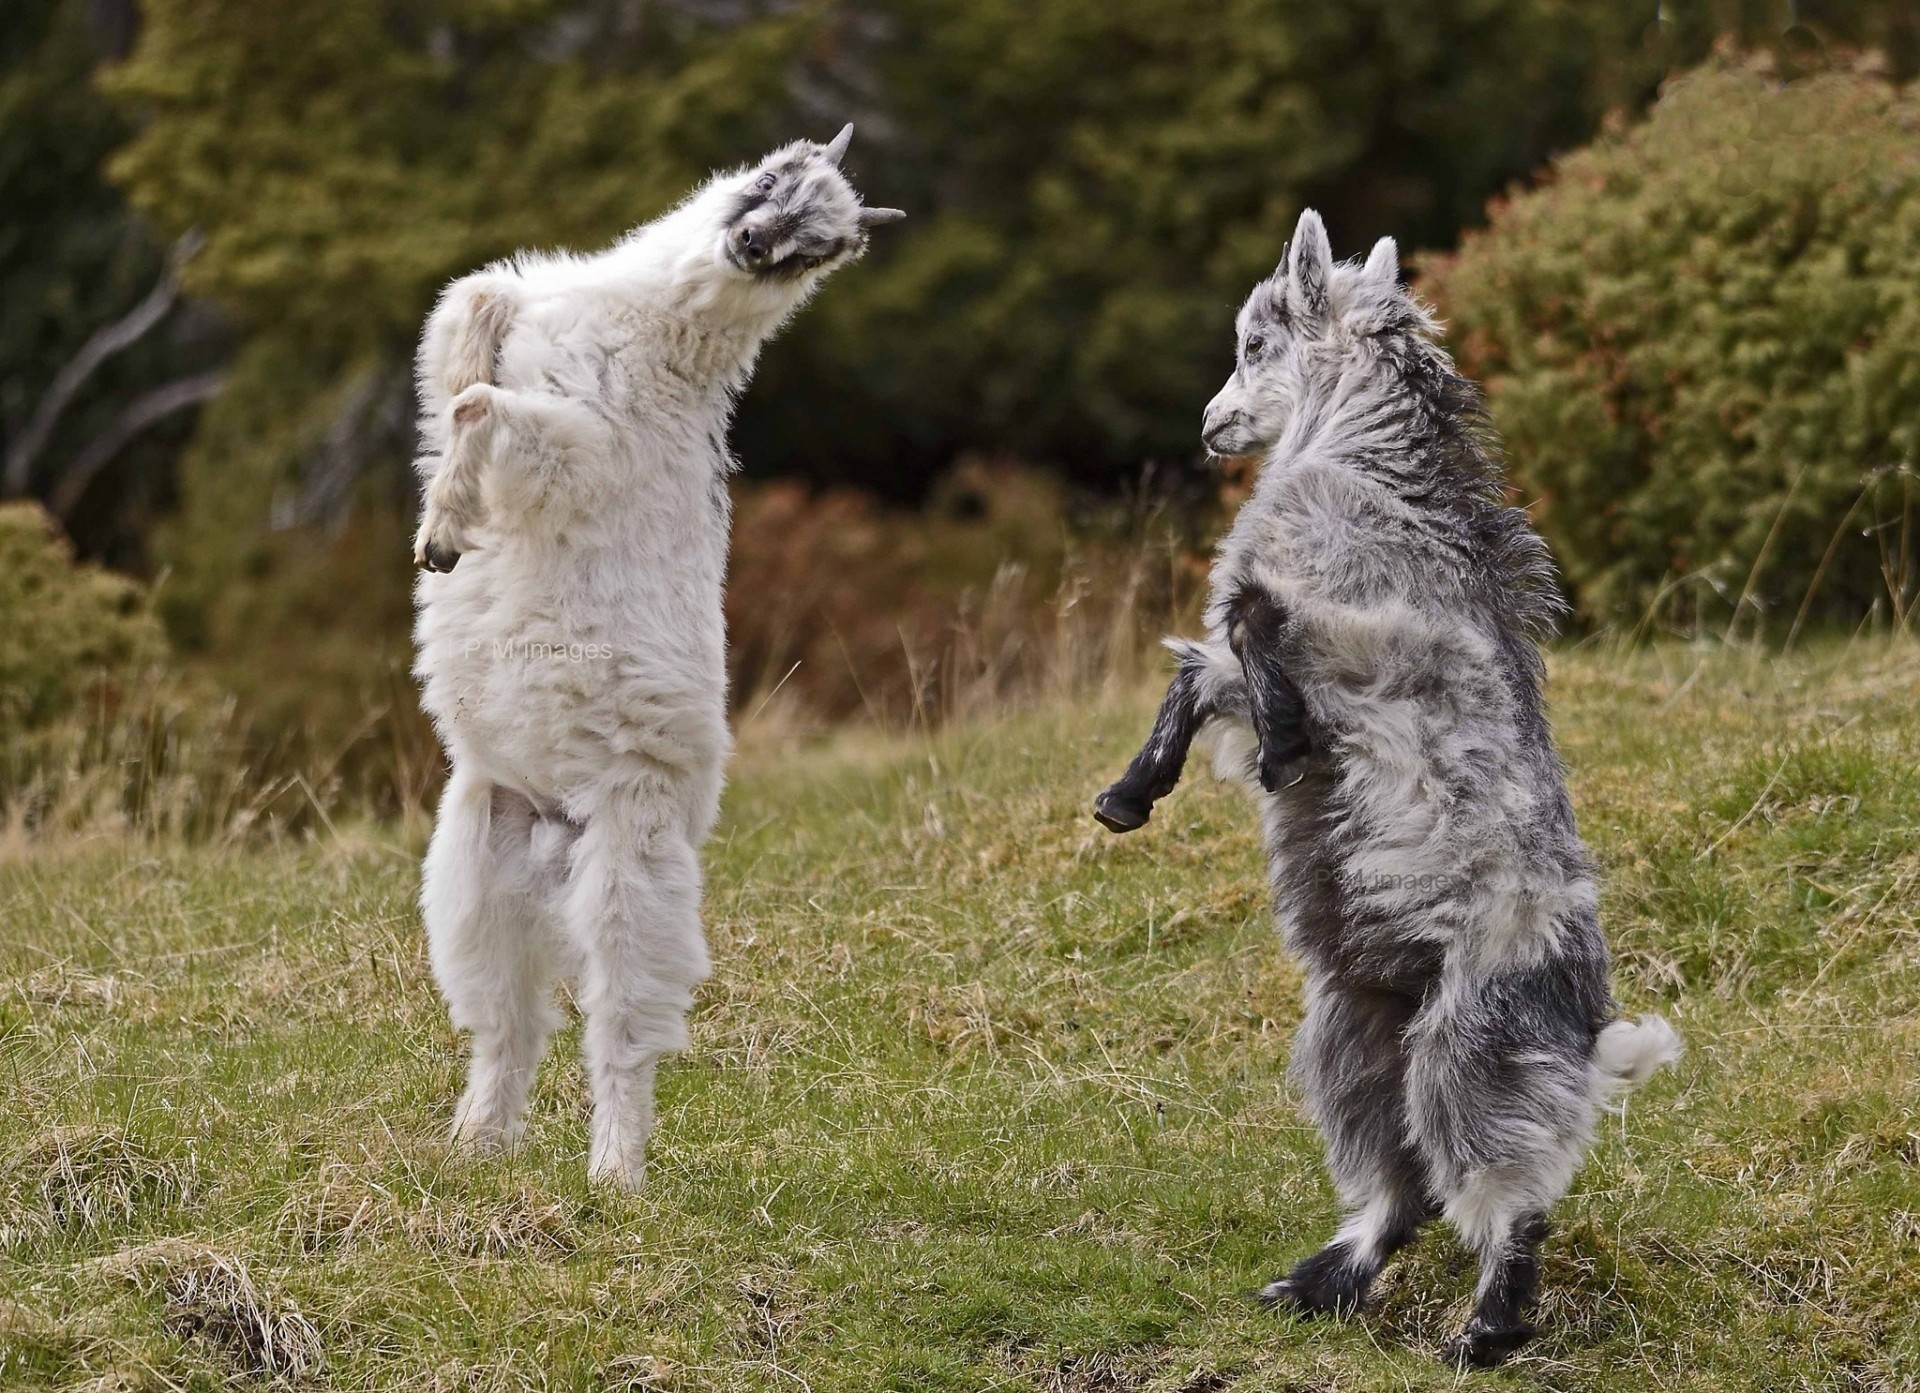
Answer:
720;125;905;283
1201;207;1433;457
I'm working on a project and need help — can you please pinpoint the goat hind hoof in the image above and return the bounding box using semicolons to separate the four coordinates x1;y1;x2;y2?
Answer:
1093;789;1150;834
1256;1277;1319;1315
1256;1275;1359;1320
1441;1322;1537;1370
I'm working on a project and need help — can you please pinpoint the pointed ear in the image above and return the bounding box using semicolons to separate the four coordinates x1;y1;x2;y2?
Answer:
1287;208;1332;321
1364;235;1398;285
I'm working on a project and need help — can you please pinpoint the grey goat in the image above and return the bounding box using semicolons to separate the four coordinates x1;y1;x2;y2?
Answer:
1095;209;1679;1369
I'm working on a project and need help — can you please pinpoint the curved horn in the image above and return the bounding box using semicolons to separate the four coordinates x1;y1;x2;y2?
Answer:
857;207;906;227
823;123;854;165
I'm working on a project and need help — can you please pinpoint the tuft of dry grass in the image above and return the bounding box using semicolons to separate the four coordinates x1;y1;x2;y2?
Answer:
3;1127;190;1240
92;1240;324;1381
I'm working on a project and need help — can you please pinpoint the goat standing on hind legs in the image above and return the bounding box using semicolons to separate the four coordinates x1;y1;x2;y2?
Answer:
1094;209;1680;1368
410;128;902;1188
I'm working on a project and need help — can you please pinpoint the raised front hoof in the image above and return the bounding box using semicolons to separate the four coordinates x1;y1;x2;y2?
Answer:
1441;1321;1538;1370
416;538;463;573
1093;787;1151;834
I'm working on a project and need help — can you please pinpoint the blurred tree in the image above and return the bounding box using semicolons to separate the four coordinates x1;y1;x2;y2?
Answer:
105;0;1920;539
0;0;227;566
745;0;1683;491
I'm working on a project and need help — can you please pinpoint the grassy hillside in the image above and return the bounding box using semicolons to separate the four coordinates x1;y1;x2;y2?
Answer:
2;643;1917;1391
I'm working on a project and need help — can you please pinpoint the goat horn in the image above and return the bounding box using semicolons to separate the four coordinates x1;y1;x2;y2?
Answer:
823;123;854;165
857;207;906;226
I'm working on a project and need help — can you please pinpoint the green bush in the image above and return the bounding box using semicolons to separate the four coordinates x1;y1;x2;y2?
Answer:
0;502;164;734
1424;58;1920;632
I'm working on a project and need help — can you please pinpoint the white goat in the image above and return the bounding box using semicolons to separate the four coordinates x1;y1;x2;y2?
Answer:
410;127;901;1187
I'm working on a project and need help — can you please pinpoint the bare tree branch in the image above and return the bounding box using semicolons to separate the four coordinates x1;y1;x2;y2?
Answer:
4;228;206;498
49;369;228;521
271;367;405;534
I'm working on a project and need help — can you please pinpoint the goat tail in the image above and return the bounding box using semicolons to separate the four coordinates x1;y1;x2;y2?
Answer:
1589;1013;1682;1111
420;271;520;402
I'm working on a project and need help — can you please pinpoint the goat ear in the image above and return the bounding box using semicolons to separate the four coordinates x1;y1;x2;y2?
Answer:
1287;208;1333;322
1364;235;1398;286
857;206;906;226
822;123;853;166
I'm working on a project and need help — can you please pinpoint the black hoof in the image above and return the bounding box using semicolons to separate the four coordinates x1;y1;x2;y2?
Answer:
1257;1278;1329;1318
419;540;462;573
1256;739;1311;793
1093;787;1150;834
1255;1251;1365;1319
1441;1322;1537;1370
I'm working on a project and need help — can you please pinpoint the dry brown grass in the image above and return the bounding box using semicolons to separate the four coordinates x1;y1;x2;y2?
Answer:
90;1240;324;1381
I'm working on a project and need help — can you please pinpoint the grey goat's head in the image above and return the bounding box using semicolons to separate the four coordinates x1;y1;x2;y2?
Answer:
1201;207;1432;457
722;124;905;282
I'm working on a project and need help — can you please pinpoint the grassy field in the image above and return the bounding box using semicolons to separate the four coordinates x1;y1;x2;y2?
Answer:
2;642;1918;1392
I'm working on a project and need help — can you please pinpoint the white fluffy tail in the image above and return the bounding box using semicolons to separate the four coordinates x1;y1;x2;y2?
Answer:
1590;1013;1682;1110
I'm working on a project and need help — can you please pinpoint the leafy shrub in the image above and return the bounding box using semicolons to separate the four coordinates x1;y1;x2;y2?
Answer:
1424;57;1920;632
0;503;393;839
0;502;164;733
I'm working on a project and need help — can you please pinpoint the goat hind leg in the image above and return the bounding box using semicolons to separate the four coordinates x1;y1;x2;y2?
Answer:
1408;970;1595;1367
1442;1204;1550;1369
423;772;565;1151
565;793;711;1189
1263;980;1433;1316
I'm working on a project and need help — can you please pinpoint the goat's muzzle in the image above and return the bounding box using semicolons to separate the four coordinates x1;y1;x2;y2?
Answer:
729;223;775;271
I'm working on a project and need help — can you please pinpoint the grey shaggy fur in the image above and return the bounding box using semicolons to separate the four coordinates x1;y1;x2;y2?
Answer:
1095;210;1680;1369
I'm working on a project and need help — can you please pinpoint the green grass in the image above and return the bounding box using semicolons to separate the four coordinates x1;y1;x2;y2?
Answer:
3;642;1919;1391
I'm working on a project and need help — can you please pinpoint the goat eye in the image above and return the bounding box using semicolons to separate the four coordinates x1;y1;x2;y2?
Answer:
1244;336;1266;358
754;173;777;193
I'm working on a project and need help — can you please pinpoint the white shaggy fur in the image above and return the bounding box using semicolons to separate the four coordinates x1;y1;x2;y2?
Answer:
411;129;898;1187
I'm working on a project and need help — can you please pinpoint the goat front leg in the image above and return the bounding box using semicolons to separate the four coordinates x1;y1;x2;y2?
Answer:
414;383;614;572
1094;644;1225;834
1226;583;1311;793
414;387;497;572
